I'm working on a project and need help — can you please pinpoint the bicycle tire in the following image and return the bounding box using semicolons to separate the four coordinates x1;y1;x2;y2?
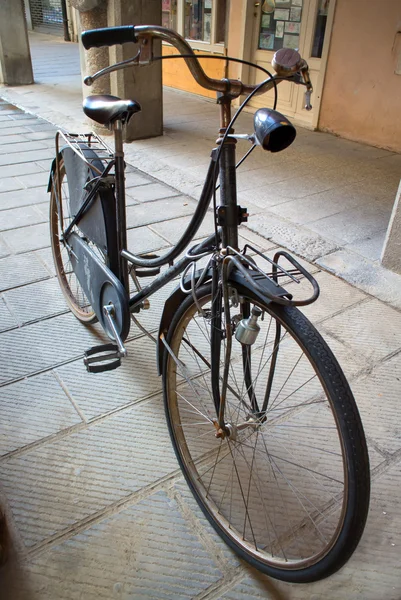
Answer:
162;282;370;583
50;156;104;323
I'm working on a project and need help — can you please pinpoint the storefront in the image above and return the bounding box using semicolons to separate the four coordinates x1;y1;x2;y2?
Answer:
161;0;228;98
161;0;335;128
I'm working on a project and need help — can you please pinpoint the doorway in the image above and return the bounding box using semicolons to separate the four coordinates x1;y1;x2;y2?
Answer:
248;0;335;128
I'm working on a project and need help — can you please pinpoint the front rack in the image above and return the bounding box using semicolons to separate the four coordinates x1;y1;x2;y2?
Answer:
227;244;320;307
55;131;114;175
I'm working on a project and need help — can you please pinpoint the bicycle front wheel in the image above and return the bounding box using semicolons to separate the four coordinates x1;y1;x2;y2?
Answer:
163;283;370;583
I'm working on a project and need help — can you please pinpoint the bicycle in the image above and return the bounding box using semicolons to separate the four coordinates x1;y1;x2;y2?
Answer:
48;24;370;584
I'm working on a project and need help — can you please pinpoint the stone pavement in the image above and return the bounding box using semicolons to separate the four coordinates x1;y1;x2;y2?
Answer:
1;32;401;308
1;97;401;600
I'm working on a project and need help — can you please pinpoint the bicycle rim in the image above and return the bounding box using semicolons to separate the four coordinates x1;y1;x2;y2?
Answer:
163;284;369;582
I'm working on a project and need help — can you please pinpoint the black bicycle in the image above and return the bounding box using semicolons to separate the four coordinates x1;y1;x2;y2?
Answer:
48;24;370;583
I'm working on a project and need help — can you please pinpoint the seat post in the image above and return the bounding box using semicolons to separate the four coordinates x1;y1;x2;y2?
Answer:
113;119;128;291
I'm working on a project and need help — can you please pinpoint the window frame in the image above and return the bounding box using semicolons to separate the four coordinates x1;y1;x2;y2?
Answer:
162;0;227;55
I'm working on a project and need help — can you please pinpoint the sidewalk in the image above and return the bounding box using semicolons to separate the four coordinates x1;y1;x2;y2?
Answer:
1;32;401;307
0;33;400;600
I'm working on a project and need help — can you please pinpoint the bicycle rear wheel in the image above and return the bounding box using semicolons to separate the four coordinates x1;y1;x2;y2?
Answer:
50;157;104;323
163;283;370;583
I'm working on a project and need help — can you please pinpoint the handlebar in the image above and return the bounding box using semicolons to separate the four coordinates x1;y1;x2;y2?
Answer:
82;25;137;49
82;25;312;101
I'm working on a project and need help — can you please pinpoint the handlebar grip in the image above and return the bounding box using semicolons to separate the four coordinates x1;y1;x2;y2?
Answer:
81;26;137;49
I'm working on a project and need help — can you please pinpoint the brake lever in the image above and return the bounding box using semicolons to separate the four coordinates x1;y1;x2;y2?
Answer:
304;88;312;111
84;50;141;86
300;62;313;111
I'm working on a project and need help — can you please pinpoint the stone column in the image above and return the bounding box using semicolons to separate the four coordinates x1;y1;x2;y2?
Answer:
0;0;33;85
71;0;111;131
381;179;401;274
108;0;163;141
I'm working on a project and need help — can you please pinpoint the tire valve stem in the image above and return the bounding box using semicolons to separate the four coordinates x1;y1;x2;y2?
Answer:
235;307;262;346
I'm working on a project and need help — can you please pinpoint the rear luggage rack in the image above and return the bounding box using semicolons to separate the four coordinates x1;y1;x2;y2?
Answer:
55;131;114;175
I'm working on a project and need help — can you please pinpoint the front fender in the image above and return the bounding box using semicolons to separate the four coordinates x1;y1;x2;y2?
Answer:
157;266;291;376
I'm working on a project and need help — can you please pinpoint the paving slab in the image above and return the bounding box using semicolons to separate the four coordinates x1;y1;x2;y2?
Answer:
0;296;18;332
352;353;401;454
55;335;162;420
0;400;178;548
0;186;48;210
1;221;50;253
288;270;368;324
0;313;106;385
321;299;401;363
126;225;170;255
127;181;182;203
0;252;50;291
126;195;198;229
33;247;56;276
0;372;82;457
3;277;68;325
16;170;50;189
0;161;46;178
124;169;154;188
317;248;401;310
307;203;392;245
0;148;54;167
0;140;48;155
0;204;45;232
246;211;339;261
0;177;25;193
3;490;224;600
0;234;11;258
345;229;388;262
150;212;215;245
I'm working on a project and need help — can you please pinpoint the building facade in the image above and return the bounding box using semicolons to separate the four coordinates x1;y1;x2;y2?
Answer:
26;0;401;152
161;0;401;153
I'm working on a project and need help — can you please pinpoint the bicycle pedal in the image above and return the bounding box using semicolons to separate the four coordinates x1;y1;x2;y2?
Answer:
83;343;123;373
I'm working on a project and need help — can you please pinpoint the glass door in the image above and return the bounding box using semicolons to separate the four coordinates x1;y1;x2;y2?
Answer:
249;0;333;128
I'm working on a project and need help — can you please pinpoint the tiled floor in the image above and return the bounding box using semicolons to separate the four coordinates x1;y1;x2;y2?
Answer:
1;33;401;600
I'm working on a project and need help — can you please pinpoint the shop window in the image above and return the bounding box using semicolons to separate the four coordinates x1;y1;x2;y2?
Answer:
164;0;227;49
162;0;178;30
258;0;303;52
311;0;330;58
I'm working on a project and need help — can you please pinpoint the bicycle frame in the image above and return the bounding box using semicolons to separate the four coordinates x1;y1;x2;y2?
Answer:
52;86;318;425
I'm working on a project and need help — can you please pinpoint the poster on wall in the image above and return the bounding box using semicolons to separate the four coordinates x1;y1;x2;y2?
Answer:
261;14;271;27
275;21;284;38
258;0;303;52
285;21;300;33
290;6;302;20
259;32;275;49
283;34;299;48
274;8;289;20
